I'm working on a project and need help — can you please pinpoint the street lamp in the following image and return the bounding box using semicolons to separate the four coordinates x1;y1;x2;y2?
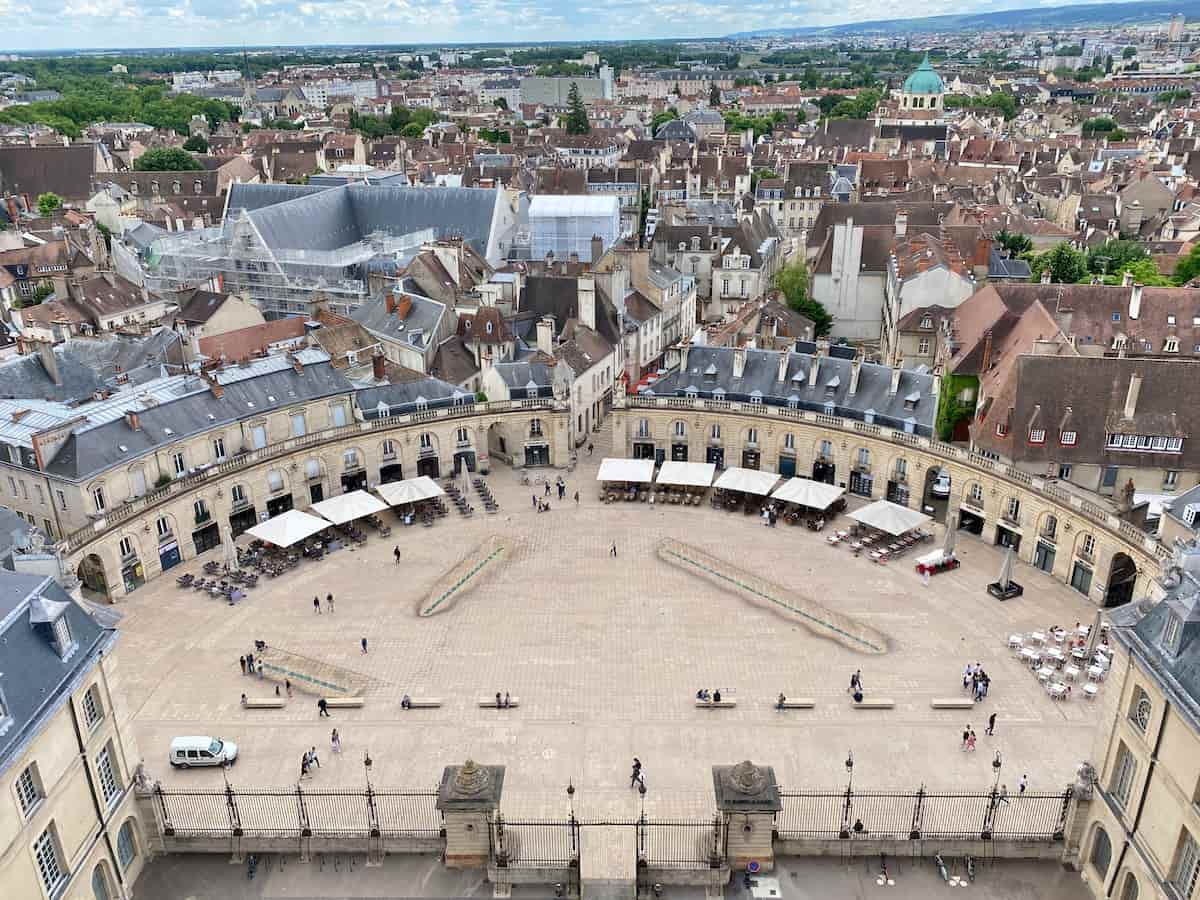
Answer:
363;750;373;789
840;750;855;839
992;751;1003;792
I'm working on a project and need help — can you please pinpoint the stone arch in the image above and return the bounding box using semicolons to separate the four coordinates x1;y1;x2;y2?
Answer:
91;859;116;900
1088;823;1113;882
1105;552;1138;608
1117;870;1139;900
116;815;141;871
739;424;763;469
884;453;913;506
338;445;368;492
811;435;836;483
379;436;405;483
1037;510;1060;542
77;552;111;600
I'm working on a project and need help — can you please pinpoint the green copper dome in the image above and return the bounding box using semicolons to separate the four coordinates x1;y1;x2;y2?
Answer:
903;54;944;95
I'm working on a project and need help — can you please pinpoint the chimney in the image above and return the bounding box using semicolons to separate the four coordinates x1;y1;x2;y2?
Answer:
35;340;61;386
291;353;304;375
890;363;903;396
981;330;994;373
680;341;690;373
849;352;863;394
895;209;908;237
777;349;789;382
536;316;555;356
124;410;141;431
1040;268;1052;284
577;275;596;331
733;345;746;379
395;293;413;320
209;377;224;399
385;291;397;314
1121;270;1134;287
590;234;604;262
1129;283;1143;320
1124;372;1142;419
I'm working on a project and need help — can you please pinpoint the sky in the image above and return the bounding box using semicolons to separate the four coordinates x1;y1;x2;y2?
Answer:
0;0;1122;52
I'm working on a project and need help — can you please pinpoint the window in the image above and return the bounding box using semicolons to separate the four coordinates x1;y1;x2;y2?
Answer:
456;427;469;445
34;827;65;894
332;404;347;427
92;865;111;900
116;820;137;869
193;499;209;523
212;437;226;462
1082;534;1096;557
918;338;931;355
784;433;795;450
857;448;870;468
1165;613;1183;652
1060;430;1077;446
231;484;246;505
674;421;686;437
1170;830;1200;900
83;685;103;729
920;316;933;329
995;422;1008;437
530;419;543;437
382;439;396;459
251;424;267;450
1119;874;1139;900
1168;314;1177;325
92;486;106;512
155;516;171;538
419;433;432;450
118;537;134;559
1110;742;1137;807
637;419;650;438
96;743;121;806
56;490;67;511
1058;464;1073;480
1112;312;1121;322
291;413;306;437
343;449;359;469
1130;686;1152;733
267;470;284;493
1043;515;1057;539
711;424;722;440
35;485;44;505
52;615;72;654
895;458;907;478
1029;428;1046;444
1167;337;1180;353
1006;497;1020;522
16;765;42;816
1166;470;1179;488
305;459;321;480
747;428;758;445
172;452;186;477
1090;826;1113;879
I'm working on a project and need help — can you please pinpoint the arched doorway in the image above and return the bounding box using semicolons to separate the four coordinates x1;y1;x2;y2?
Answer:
922;466;949;523
1106;553;1138;607
77;554;108;599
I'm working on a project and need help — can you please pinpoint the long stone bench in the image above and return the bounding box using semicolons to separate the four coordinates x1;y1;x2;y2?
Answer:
322;697;365;709
242;698;285;709
479;697;521;708
930;698;977;710
695;699;737;708
402;698;443;709
850;698;895;709
775;698;816;709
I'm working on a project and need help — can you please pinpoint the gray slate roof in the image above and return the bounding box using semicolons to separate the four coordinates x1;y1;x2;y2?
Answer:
0;572;115;775
350;285;446;348
646;346;936;435
489;360;554;395
356;376;472;419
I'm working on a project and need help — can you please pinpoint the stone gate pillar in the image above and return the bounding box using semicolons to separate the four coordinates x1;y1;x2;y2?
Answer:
437;759;505;868
712;761;781;873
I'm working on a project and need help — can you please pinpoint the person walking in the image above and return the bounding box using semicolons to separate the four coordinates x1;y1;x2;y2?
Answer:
967;730;977;752
308;746;320;769
545;482;551;497
286;680;294;700
239;655;247;675
314;595;321;614
256;660;264;679
610;542;617;558
962;725;971;750
574;490;579;505
1018;774;1028;795
326;593;333;613
360;637;368;654
246;652;254;674
631;757;643;787
922;567;930;587
776;692;787;711
300;757;310;780
394;546;401;564
587;442;593;456
532;494;538;508
331;729;341;753
318;698;330;717
986;712;996;736
849;670;862;694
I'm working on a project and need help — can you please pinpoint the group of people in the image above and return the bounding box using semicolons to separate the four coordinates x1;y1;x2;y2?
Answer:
760;504;779;528
696;688;724;702
493;691;513;708
300;745;321;778
239;653;264;679
312;593;335;614
848;669;865;703
962;662;992;702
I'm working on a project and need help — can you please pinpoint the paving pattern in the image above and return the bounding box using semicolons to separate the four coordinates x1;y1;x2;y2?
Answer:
112;429;1121;822
421;534;512;616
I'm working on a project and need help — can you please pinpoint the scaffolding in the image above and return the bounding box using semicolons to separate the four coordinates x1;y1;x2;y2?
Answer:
144;211;436;318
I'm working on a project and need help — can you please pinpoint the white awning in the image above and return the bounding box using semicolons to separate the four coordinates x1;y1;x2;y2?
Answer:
596;457;656;483
310;489;389;525
375;476;446;506
656;461;716;488
770;478;846;510
244;509;329;548
848;499;932;536
713;467;780;496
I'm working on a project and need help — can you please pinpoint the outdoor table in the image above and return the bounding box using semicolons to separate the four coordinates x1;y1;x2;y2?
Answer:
1037;666;1055;682
1083;683;1099;700
1088;665;1105;682
1071;649;1088;661
836;530;849;539
1008;635;1023;650
1064;665;1081;681
1045;648;1065;662
1048;683;1068;700
1019;648;1040;661
1030;631;1047;645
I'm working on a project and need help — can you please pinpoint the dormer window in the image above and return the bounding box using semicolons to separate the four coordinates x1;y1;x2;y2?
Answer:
51;615;72;655
1029;428;1046;444
920;316;933;329
1166;337;1179;353
1168;314;1177;325
1060;430;1077;446
1162;611;1182;655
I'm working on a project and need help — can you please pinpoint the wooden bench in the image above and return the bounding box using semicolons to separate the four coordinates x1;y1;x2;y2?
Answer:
479;697;521;708
322;697;365;709
695;699;737;708
402;698;443;709
242;698;285;709
851;698;895;709
775;698;816;709
930;698;977;710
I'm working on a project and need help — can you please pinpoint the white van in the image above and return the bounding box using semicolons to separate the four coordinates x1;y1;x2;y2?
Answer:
169;736;239;768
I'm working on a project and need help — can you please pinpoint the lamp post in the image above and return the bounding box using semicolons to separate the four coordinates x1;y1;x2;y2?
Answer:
364;750;373;790
982;750;1003;840
840;750;854;839
991;751;1003;792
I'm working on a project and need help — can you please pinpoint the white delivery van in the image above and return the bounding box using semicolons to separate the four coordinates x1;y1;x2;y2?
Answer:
169;736;239;768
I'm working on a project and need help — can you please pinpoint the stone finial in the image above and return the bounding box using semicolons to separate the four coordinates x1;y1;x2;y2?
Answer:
437;760;505;811
712;760;781;812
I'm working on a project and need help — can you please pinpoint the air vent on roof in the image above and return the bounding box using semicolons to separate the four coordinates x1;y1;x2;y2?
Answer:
207;414;215;420
164;428;173;435
267;395;276;402
247;401;255;408
118;444;128;452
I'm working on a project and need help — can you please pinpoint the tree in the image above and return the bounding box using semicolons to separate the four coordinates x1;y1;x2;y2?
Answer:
1174;243;1200;284
651;109;679;133
182;133;208;153
564;82;591;135
1096;258;1171;287
36;192;63;217
774;258;832;337
133;147;203;171
709;82;721;106
995;229;1032;257
1027;242;1088;284
1087;239;1147;276
493;97;508;110
1122;46;1137;59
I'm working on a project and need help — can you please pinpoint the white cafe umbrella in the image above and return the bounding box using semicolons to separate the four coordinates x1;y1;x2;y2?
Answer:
998;546;1014;590
222;523;238;571
943;512;957;557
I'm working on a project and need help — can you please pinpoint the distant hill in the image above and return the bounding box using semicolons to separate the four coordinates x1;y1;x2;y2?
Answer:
727;0;1200;38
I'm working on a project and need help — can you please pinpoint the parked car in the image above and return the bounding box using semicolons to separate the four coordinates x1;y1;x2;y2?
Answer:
931;471;952;498
169;736;238;768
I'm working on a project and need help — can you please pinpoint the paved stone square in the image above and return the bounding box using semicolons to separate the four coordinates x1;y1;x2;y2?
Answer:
112;432;1119;820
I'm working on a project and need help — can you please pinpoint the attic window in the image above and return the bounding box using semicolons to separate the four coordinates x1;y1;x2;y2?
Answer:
713;388;726;399
1182;504;1199;527
920;316;933;329
267;395;276;403
1168;315;1177;325
118;444;128;453
1162;611;1183;656
1166;337;1180;353
486;321;494;334
163;428;173;436
207;414;215;420
1112;312;1121;322
247;401;255;408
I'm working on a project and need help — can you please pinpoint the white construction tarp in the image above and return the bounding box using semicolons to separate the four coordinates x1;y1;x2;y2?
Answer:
771;478;846;510
596;458;656;483
714;467;780;496
245;509;329;547
848;499;932;536
310;490;389;525
375;476;445;506
656;461;716;488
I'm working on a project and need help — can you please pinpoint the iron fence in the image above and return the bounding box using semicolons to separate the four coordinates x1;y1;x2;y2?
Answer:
638;817;726;869
154;786;442;839
490;815;579;868
775;787;1072;842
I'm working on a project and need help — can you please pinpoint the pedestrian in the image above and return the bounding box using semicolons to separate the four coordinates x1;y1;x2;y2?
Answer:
961;725;970;750
361;637;368;654
922;568;930;587
776;692;786;711
300;758;310;780
503;691;511;708
240;693;247;706
394;546;401;564
256;660;264;679
331;729;341;753
963;665;972;690
967;730;977;751
610;542;617;558
587;442;593;455
545;482;551;496
239;655;247;675
318;698;330;717
326;593;333;612
1018;774;1028;794
495;691;503;708
314;595;321;614
849;669;862;693
309;746;320;768
986;712;996;736
246;652;254;674
286;679;293;700
982;673;990;698
532;494;537;508
631;757;643;787
275;684;281;697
